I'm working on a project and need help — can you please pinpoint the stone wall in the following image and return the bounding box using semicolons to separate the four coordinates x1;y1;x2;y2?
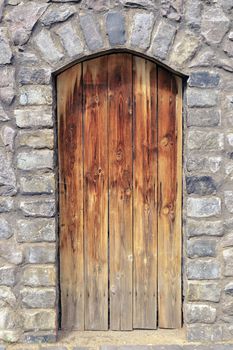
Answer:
0;0;233;344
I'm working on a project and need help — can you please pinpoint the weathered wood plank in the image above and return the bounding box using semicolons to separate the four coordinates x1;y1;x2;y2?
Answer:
83;56;109;330
157;67;182;329
133;56;158;329
108;53;133;330
57;64;84;330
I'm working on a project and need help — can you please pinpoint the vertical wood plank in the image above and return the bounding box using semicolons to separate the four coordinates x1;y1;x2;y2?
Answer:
158;67;182;329
83;56;108;330
57;64;84;330
108;53;133;330
133;56;158;329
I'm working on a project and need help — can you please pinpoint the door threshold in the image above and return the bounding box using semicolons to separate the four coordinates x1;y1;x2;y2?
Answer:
58;329;187;347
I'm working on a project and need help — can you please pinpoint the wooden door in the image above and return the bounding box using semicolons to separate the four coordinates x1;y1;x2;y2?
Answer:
57;53;182;331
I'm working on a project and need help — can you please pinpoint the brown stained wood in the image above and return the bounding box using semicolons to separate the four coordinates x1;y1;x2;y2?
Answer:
157;67;182;329
83;56;108;330
108;54;133;330
57;64;84;330
133;56;158;329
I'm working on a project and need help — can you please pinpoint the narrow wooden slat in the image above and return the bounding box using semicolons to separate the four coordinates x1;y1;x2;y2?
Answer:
83;56;108;330
108;53;133;330
157;67;182;328
57;64;84;330
133;56;158;329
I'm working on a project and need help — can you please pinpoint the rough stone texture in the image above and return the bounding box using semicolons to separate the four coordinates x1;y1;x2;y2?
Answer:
185;0;201;29
17;218;56;243
224;191;233;213
17;67;51;85
20;288;56;308
25;245;56;264
130;13;154;50
187;154;222;174
40;5;76;26
22;266;56;287
0;106;9;122
0;286;16;307
201;6;230;44
187;220;223;238
188;72;220;88
187;197;221;218
23;310;56;331
187;239;217;258
186;176;217;195
17;150;53;170
187;131;224;150
18;130;54;149
19;86;52;106
223;248;233;277
34;30;64;65
5;2;48;45
19;173;55;195
20;198;55;218
187;109;220;127
150;21;176;60
0;217;12;240
187;324;223;342
224;282;233;296
187;282;221;302
0;150;16;196
0;266;16;286
55;21;83;58
15;108;53;128
0;242;23;264
0;28;12;64
0;126;16;151
0;198;13;213
106;12;125;46
185;304;217;324
187;89;218;108
187;259;221;280
80;14;103;51
170;31;200;66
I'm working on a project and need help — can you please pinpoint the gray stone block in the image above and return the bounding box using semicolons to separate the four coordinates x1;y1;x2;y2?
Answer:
22;266;56;287
20;198;56;218
187;89;218;107
187;131;224;150
187;239;217;258
130;13;154;50
25;244;56;264
17;150;54;170
187;197;221;218
20;287;56;308
187;259;221;280
106;12;125;46
187;281;221;302
188;72;220;88
187;219;223;238
186;176;217;195
56;21;84;58
40;5;75;26
34;29;64;65
185;303;217;324
187;109;220;127
151;21;176;60
17;67;51;85
19;173;55;195
17;218;56;243
80;14;103;51
15;107;53;128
